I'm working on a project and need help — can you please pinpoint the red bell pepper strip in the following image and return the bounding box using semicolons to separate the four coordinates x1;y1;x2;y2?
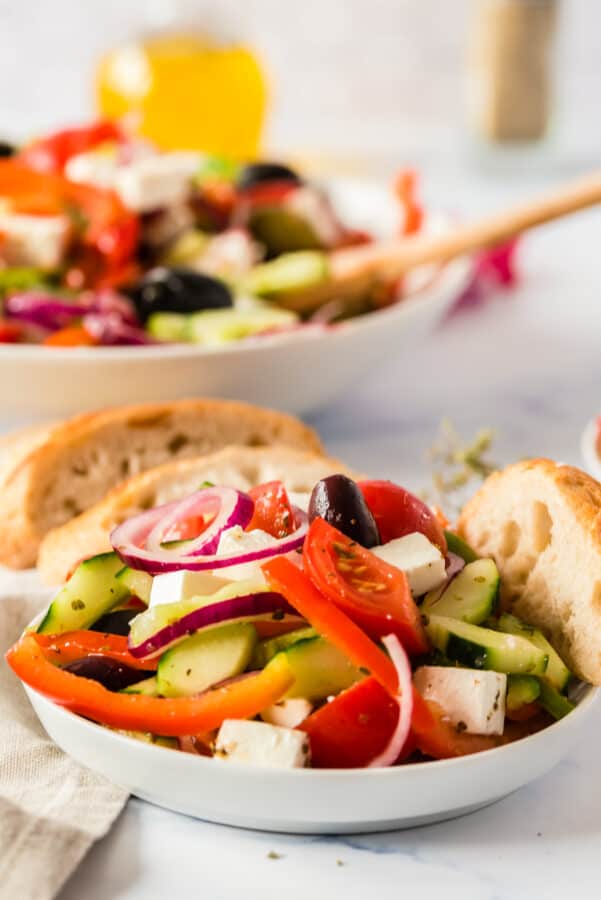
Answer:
394;168;423;236
6;634;294;736
43;326;98;347
19;120;123;174
262;556;398;694
34;632;157;671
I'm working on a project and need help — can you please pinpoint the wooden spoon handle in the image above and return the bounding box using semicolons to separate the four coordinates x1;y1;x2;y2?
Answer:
331;171;601;282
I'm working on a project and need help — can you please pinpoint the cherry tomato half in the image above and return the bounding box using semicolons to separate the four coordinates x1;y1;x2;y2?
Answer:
247;481;295;539
19;120;123;174
359;480;447;554
302;517;429;655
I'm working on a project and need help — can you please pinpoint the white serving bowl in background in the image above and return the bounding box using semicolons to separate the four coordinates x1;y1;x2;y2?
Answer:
24;680;598;834
1;179;473;427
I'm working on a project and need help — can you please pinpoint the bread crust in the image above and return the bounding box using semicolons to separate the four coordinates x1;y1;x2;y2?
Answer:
37;445;359;585
458;458;601;684
0;399;323;569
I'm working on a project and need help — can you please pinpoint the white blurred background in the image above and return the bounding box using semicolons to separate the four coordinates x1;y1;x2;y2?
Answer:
1;0;599;170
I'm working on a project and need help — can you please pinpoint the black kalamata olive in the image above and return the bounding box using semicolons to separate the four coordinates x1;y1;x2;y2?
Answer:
63;656;154;692
89;609;139;636
0;141;15;158
128;267;233;322
308;474;380;548
237;162;302;192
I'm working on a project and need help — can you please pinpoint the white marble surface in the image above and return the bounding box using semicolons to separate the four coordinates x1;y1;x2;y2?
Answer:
49;179;601;899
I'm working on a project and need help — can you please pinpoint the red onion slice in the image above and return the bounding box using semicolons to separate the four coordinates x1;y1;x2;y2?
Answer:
368;634;413;768
128;590;302;659
445;552;466;580
111;487;254;572
112;493;308;575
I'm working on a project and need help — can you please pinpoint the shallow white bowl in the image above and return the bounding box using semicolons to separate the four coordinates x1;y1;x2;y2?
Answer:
0;180;472;427
24;679;598;834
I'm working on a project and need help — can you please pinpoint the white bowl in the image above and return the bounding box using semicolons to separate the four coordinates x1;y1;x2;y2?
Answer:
24;680;598;834
0;180;473;427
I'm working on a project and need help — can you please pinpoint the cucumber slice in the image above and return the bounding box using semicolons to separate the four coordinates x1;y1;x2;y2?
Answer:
38;552;128;635
506;674;541;713
537;679;575;720
156;622;258;697
121;676;160;696
244;251;328;299
252;626;318;668
444;530;479;563
146;312;189;342
497;613;571;692
422;558;499;624
115;567;153;605
426;615;549;675
186;306;298;345
247;207;324;256
272;636;363;701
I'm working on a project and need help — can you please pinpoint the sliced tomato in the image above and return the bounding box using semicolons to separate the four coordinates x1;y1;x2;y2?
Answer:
247;481;295;538
238;181;297;206
302;517;428;655
358;480;447;554
0;319;25;343
410;692;499;759
300;677;399;768
19;120;123;173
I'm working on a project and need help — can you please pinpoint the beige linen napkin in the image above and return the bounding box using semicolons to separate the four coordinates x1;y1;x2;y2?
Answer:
0;591;128;900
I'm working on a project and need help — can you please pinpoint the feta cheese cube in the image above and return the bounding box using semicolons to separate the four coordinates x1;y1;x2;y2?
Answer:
261;698;313;729
215;526;277;583
215;719;310;768
65;151;119;189
0;212;71;269
114;152;199;213
414;666;507;736
372;532;446;596
149;570;230;609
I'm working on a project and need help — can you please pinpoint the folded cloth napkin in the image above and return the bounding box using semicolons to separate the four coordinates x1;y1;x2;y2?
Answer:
0;590;127;900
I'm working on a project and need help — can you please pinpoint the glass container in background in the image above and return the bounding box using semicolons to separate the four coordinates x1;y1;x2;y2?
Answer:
95;1;267;159
468;0;559;145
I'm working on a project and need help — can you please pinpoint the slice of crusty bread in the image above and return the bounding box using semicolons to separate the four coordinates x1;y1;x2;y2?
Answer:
0;399;323;570
458;458;601;685
38;445;360;585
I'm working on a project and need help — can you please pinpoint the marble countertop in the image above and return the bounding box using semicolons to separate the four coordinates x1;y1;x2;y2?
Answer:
39;178;601;899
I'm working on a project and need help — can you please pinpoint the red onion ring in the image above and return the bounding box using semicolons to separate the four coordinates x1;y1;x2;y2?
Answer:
112;493;308;576
445;552;466;580
368;634;413;768
128;590;302;659
111;487;254;573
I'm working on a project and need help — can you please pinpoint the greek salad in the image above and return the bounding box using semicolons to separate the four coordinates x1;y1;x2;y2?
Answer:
0;120;424;347
6;474;579;768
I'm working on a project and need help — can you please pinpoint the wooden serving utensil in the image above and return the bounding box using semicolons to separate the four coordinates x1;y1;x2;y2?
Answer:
277;171;601;314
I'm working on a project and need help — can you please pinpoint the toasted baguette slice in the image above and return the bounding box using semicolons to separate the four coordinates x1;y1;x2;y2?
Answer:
0;399;322;570
38;445;359;585
458;458;601;685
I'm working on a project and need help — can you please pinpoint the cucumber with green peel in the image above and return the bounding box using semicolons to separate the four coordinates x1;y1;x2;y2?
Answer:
252;626;318;668
537;679;575;720
146;312;189;342
272;635;363;701
444;530;479;563
426;615;549;675
38;552;129;635
421;558;499;624
115;567;153;605
243;251;328;299
506;675;541;713
121;676;161;697
246;207;325;256
156;622;258;697
187;306;298;344
497;613;571;692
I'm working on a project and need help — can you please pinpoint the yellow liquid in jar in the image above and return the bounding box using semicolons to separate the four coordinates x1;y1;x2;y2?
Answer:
96;34;267;159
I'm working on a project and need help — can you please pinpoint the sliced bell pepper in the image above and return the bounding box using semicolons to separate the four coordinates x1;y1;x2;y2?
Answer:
43;326;98;347
34;631;156;671
19;120;123;174
262;556;398;694
6;633;294;736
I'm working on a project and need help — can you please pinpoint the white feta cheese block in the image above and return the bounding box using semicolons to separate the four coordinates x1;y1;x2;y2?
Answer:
261;698;313;729
0;212;71;269
215;719;310;768
114;152;200;213
215;526;277;583
149;570;230;609
65;151;119;188
414;666;507;736
372;532;447;596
